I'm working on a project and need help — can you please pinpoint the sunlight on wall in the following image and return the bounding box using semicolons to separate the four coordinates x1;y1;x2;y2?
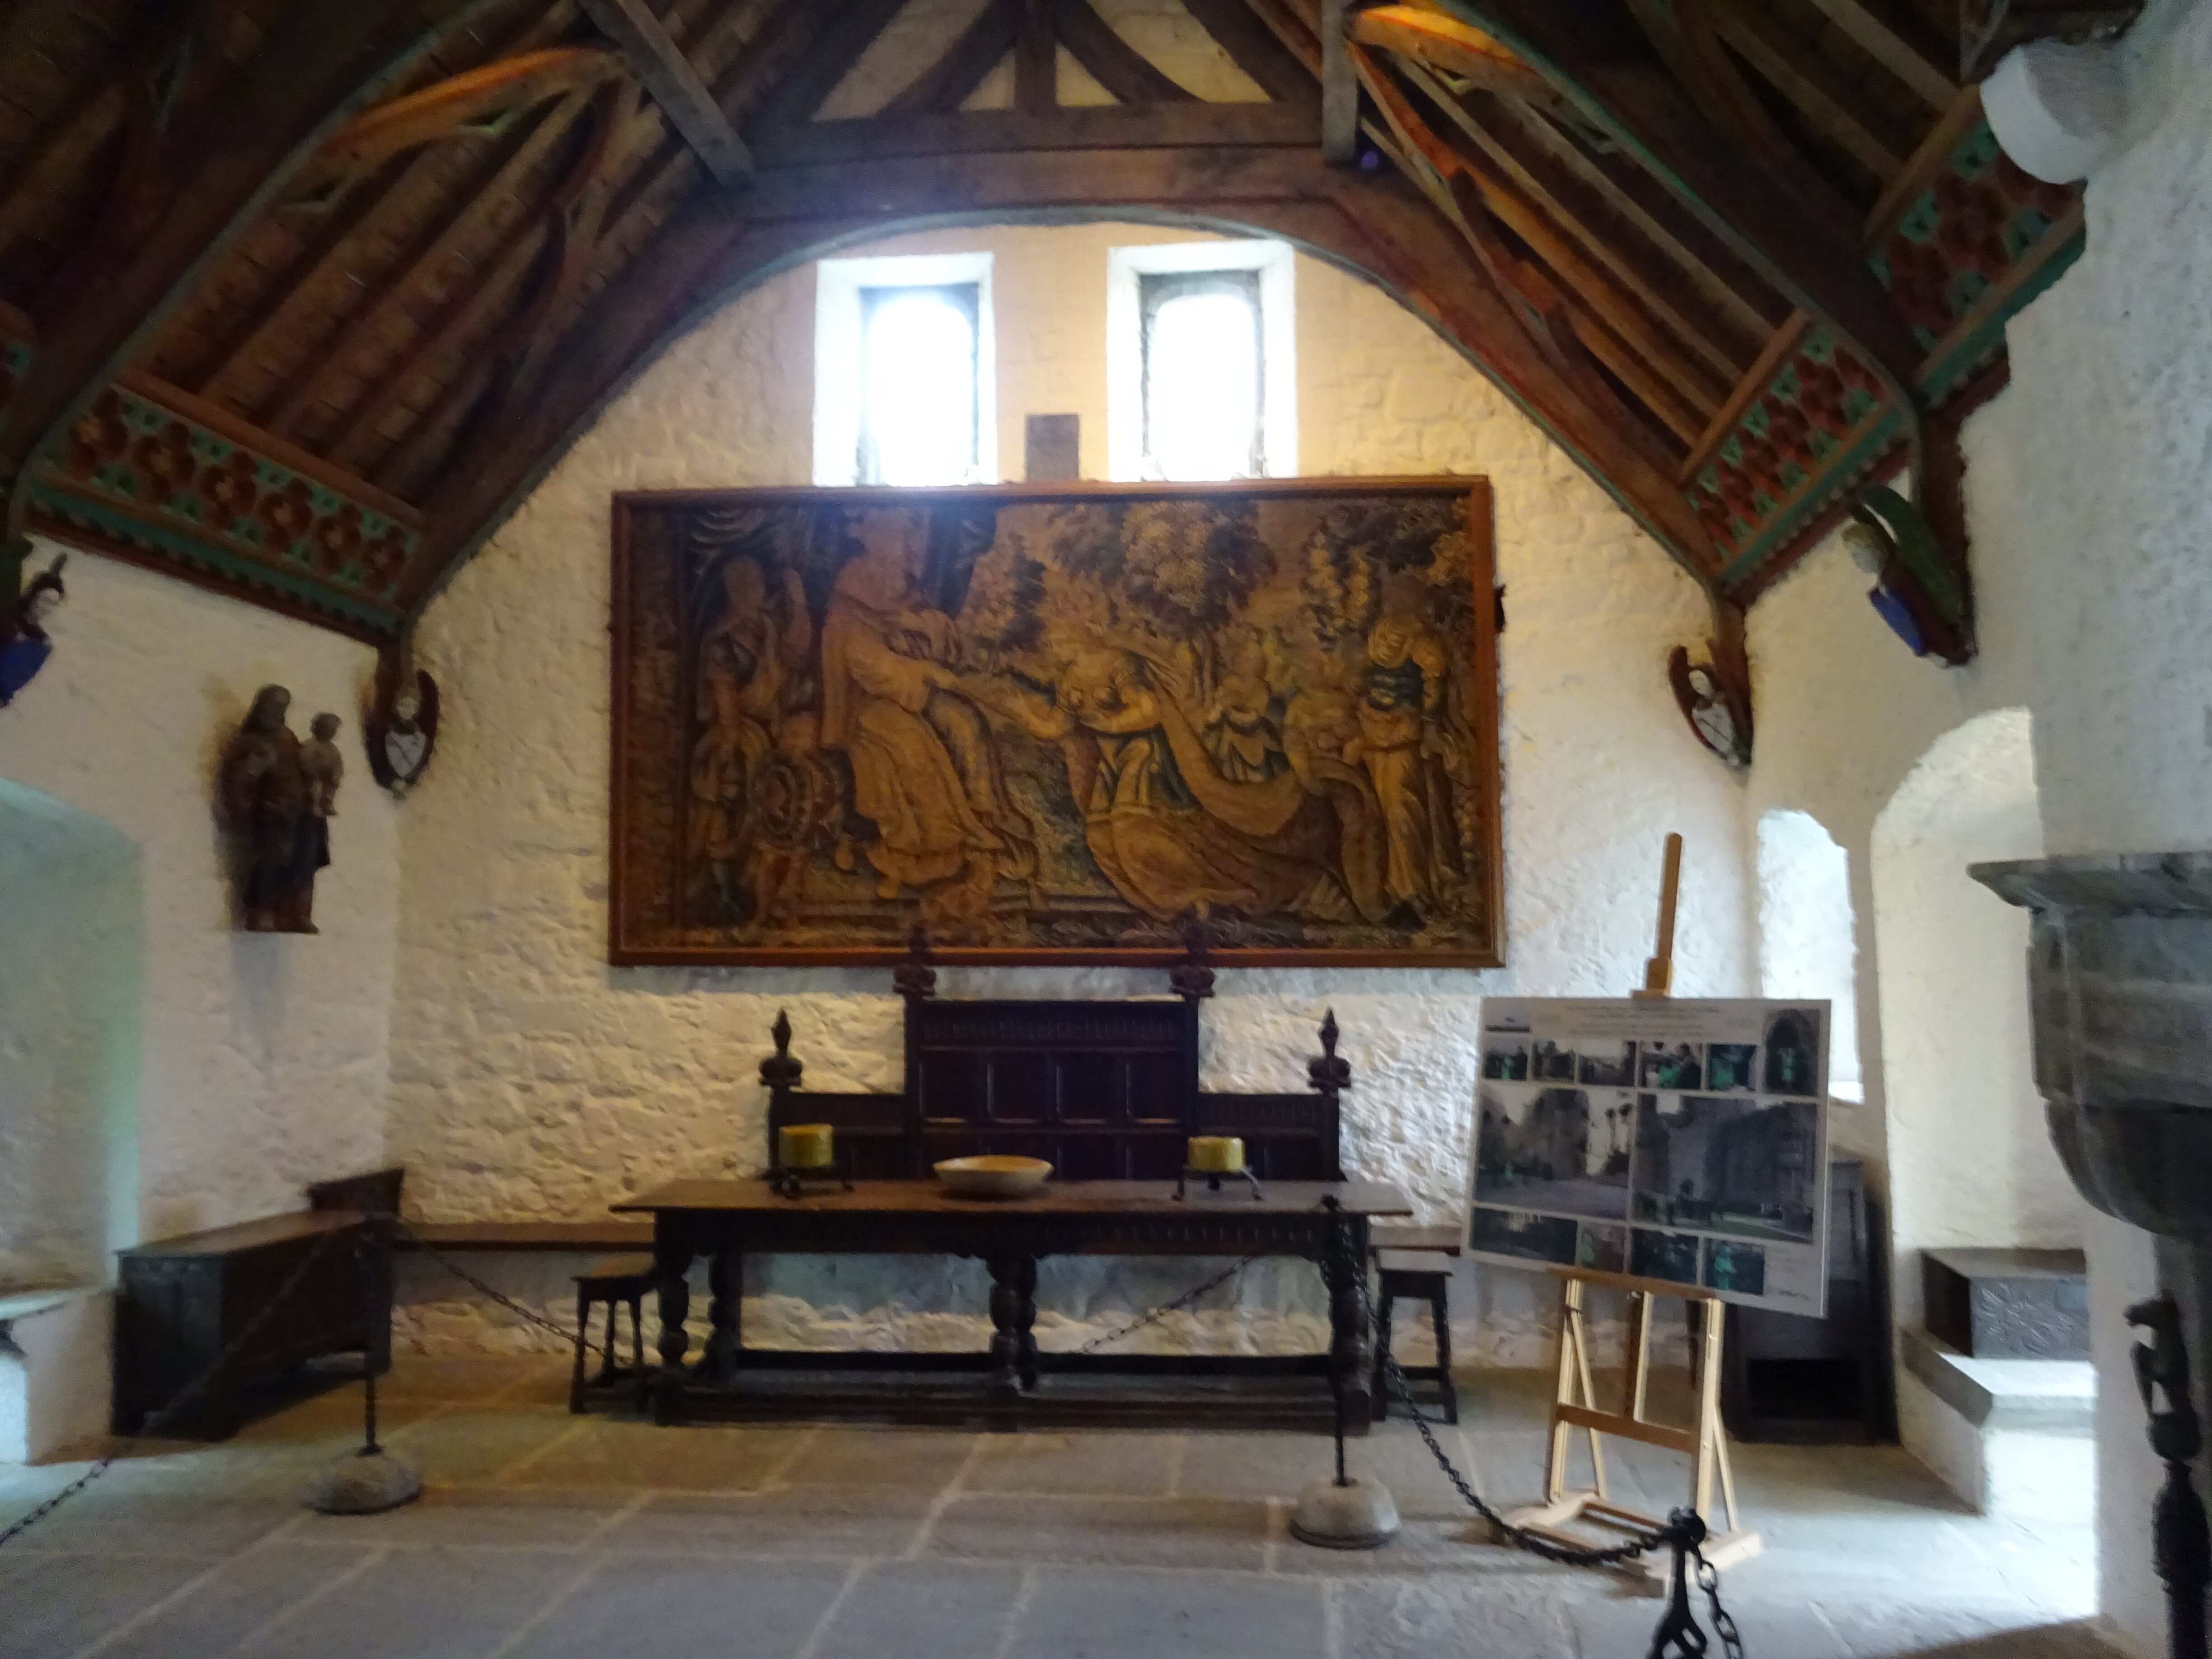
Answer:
1871;708;2081;1329
1755;808;1861;1097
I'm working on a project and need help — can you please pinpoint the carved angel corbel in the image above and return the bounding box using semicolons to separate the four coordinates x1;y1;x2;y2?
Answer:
1668;600;1753;771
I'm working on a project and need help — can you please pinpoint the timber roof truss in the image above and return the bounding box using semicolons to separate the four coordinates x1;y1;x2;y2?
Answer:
0;0;2138;653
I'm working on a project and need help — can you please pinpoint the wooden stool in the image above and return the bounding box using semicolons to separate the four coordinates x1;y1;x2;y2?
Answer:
571;1254;653;1414
1372;1245;1458;1425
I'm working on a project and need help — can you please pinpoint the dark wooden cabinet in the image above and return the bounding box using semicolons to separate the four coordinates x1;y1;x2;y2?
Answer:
1721;1157;1895;1443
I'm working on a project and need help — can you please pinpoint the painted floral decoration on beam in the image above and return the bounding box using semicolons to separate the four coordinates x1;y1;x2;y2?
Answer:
47;385;417;611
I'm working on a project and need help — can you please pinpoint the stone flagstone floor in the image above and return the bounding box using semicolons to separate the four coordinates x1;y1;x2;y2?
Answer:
0;1362;2109;1659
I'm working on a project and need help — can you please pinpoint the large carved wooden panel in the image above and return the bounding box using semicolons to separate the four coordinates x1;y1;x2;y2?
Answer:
609;479;1503;966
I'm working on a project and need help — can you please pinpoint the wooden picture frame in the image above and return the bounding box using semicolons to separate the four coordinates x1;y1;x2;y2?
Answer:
608;478;1503;967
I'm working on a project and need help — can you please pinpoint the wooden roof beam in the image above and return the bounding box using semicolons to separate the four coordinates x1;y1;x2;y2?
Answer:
1175;0;1322;103
882;0;1021;116
1359;52;1729;423
1439;0;1926;395
1057;0;1197;104
1322;0;1359;162
1802;0;1960;110
0;0;492;490
578;0;751;183
1395;62;1756;381
1706;0;1908;182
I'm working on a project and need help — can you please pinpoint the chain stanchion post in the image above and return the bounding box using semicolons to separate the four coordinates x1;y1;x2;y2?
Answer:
305;1213;421;1515
1289;1197;1400;1550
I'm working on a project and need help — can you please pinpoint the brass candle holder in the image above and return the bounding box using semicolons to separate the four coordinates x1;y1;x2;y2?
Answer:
769;1123;853;1199
1176;1135;1263;1201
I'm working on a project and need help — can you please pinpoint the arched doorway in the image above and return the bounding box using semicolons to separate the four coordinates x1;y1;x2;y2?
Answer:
0;778;142;1289
1871;709;2078;1312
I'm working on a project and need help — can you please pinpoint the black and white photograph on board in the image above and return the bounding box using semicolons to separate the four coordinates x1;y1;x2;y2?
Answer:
1761;1008;1823;1096
1629;1228;1702;1285
1577;1223;1628;1274
1639;1040;1703;1090
1706;1042;1757;1092
1467;1207;1579;1266
1467;998;1831;1317
1632;1093;1821;1241
1474;1086;1635;1221
1577;1040;1637;1087
1704;1240;1767;1297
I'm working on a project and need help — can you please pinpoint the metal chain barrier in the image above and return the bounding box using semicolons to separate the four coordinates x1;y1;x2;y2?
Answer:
0;1224;353;1553
1070;1256;1260;1356
1319;1202;1743;1659
388;1218;587;1346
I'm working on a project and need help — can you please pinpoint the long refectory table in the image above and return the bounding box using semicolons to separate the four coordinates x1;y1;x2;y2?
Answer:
611;1177;1414;1430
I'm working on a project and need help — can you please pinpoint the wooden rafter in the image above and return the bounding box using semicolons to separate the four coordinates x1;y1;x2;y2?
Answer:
1443;0;1927;396
0;0;498;489
1321;0;1359;162
1359;51;1727;435
261;89;601;441
282;47;626;206
577;0;752;183
1621;0;1860;237
1395;62;1754;382
1349;6;1567;115
1017;0;1057;114
1705;0;1908;182
881;0;1021;117
1055;0;1197;104
1174;0;1321;103
750;0;913;129
1802;0;1959;110
752;102;1317;166
1499;98;1784;347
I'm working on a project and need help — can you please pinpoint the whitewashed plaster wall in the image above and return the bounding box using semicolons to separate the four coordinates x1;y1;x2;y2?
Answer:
0;549;401;1250
0;780;140;1288
387;218;1753;1360
1746;0;2212;1645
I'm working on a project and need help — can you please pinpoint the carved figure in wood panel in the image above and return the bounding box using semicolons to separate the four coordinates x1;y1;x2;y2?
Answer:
612;481;1503;965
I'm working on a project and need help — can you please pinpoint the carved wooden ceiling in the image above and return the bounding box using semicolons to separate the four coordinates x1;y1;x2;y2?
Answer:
0;0;2137;650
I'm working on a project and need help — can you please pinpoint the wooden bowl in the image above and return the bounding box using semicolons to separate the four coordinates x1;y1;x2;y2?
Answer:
933;1155;1054;1200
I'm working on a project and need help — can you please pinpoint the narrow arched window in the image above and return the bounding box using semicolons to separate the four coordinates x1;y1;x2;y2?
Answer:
858;283;981;487
1139;270;1263;481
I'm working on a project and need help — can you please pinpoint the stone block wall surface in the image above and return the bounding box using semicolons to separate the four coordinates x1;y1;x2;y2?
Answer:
0;552;401;1252
389;220;1753;1362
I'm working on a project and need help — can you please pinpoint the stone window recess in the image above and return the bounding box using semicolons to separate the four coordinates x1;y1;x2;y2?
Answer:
815;252;997;488
1108;239;1295;482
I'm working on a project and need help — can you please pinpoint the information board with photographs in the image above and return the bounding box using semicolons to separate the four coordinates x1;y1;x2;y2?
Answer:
1468;998;1832;1317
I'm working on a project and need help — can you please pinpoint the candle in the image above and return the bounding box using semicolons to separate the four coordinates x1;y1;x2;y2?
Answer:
1188;1135;1246;1174
779;1123;834;1170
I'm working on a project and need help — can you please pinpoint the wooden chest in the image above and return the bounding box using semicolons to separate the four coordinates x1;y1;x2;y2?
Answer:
112;1210;375;1440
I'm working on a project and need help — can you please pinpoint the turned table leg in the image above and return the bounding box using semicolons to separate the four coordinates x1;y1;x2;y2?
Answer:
987;1253;1038;1400
653;1233;694;1425
1328;1215;1376;1430
705;1247;743;1385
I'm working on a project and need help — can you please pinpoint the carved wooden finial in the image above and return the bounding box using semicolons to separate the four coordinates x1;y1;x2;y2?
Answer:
1308;1008;1351;1093
1169;923;1215;1001
893;925;937;1001
760;1008;804;1090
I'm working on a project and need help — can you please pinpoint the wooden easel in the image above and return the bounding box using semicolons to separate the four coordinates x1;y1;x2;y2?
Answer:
1502;833;1762;1577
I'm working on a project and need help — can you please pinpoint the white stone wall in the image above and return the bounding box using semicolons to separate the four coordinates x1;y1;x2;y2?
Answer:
1746;0;2212;1645
0;782;139;1287
0;550;401;1248
388;219;1753;1360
